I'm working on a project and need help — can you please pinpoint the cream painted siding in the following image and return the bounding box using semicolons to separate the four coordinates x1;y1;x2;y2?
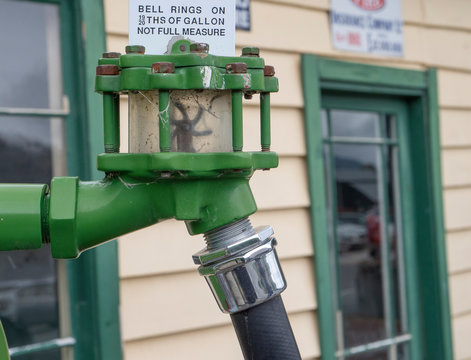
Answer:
103;0;471;359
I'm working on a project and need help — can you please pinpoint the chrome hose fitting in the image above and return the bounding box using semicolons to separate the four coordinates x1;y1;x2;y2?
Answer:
192;218;286;314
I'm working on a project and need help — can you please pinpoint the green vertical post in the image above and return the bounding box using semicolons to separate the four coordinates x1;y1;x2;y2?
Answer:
103;93;120;153
232;90;243;152
260;92;271;151
159;90;171;152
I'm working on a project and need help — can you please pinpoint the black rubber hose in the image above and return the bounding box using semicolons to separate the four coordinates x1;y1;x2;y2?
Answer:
230;296;302;360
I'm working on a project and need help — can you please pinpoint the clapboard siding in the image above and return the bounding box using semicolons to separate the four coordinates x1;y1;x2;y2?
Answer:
442;150;471;188
444;188;471;231
103;0;471;358
453;313;471;360
441;109;471;148
119;208;313;278
120;257;316;341
123;310;320;360
447;230;471;275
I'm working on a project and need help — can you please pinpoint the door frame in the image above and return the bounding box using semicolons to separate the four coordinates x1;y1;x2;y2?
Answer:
301;55;453;360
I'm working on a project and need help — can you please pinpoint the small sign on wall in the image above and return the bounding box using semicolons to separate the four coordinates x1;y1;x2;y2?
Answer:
129;0;236;55
236;0;251;31
331;0;403;57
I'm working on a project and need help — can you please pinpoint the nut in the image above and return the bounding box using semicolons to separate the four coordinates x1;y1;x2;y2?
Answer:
192;225;274;265
102;52;121;59
190;43;210;53
226;62;247;74
96;65;119;76
152;62;175;74
125;45;145;54
241;47;260;57
263;65;275;77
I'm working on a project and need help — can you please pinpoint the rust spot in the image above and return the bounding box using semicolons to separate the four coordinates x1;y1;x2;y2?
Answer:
190;43;210;54
152;62;175;74
226;62;247;74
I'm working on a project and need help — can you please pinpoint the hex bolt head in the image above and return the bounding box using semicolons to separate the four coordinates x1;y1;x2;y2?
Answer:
125;45;146;54
263;65;275;77
190;43;210;53
241;47;260;57
226;62;248;74
96;65;119;76
102;52;121;59
152;62;175;74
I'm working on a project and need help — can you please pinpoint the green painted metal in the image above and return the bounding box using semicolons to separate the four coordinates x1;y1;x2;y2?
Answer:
41;174;256;258
96;66;277;93
301;54;453;360
0;184;47;251
97;152;278;177
159;90;171;152
0;321;9;360
232;91;244;151
260;93;271;151
103;93;120;153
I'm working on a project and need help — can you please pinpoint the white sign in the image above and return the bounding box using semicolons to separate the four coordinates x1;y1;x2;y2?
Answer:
331;0;403;57
129;0;236;56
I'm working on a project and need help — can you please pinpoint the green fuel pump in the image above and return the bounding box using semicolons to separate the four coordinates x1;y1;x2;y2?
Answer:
0;41;301;359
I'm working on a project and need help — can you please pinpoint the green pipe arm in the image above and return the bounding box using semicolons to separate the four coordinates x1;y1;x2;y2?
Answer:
0;175;257;259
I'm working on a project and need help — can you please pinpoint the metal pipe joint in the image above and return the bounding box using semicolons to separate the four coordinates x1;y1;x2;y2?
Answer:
193;219;286;314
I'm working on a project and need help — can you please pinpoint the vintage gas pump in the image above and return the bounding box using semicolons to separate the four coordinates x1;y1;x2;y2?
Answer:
0;41;301;359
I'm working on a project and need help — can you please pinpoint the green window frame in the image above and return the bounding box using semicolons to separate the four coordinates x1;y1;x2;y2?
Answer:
301;55;453;360
1;0;122;359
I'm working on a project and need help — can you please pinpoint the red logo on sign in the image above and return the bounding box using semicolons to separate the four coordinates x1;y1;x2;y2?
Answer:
351;0;385;11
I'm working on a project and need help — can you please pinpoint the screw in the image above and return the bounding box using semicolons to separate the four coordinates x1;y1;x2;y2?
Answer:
102;52;121;59
226;62;247;74
125;45;145;54
190;43;210;53
152;62;175;74
263;65;275;77
96;65;119;76
241;47;260;57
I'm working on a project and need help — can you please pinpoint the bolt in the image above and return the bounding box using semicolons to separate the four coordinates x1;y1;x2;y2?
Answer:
152;62;175;74
102;52;121;59
226;62;247;74
244;92;255;100
263;65;275;77
96;65;119;76
125;45;145;54
190;43;210;53
241;47;260;57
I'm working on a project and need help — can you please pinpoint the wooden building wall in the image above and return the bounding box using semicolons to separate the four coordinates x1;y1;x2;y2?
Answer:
103;0;471;358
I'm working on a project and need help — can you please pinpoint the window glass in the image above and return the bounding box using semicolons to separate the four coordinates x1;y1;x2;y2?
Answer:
331;110;380;138
0;1;66;359
0;1;62;109
333;143;386;348
323;107;410;359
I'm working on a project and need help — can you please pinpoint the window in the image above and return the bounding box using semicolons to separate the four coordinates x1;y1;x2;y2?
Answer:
302;56;453;360
0;0;121;359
